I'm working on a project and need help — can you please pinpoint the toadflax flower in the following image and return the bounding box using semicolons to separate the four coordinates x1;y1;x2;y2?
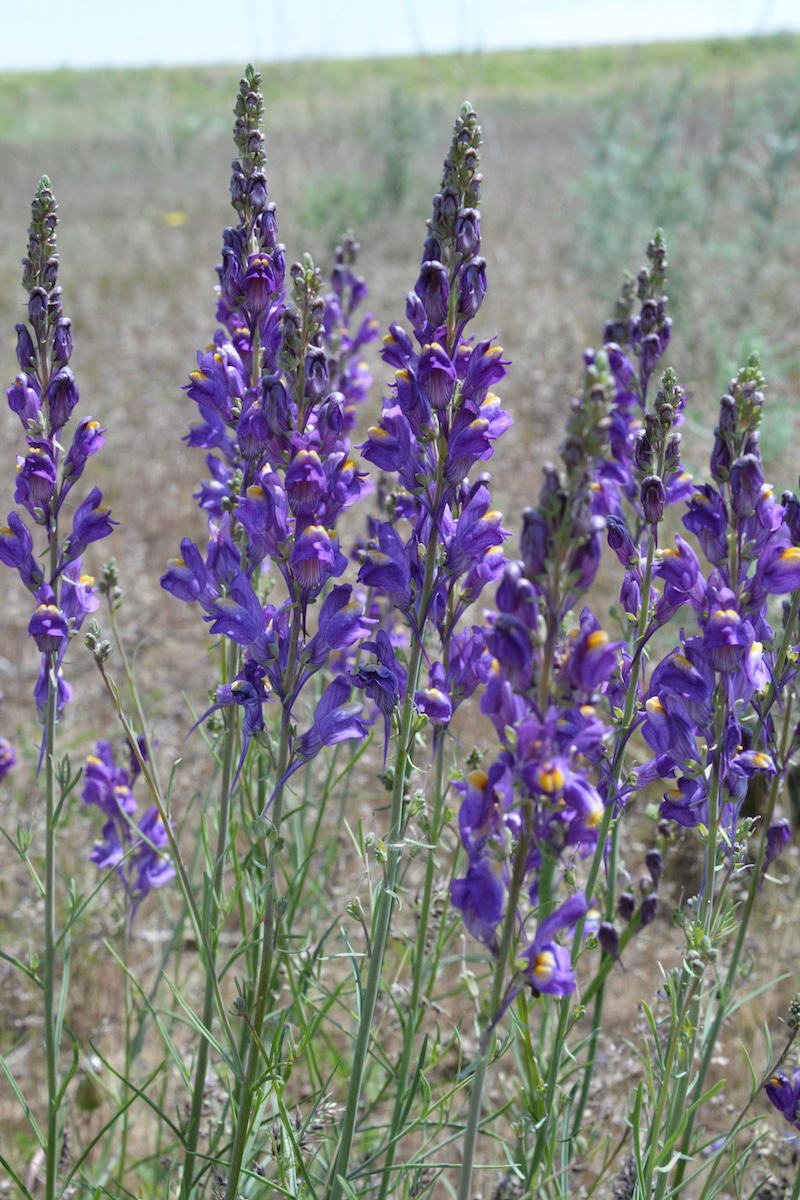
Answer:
83;740;174;916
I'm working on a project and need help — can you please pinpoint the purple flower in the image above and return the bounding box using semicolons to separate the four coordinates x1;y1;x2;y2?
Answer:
765;1069;800;1129
205;572;265;644
290;524;346;594
450;855;505;945
296;676;371;759
28;603;70;654
45;367;79;432
516;892;589;996
63;487;118;559
131;807;176;900
759;544;800;594
565;608;621;692
161;539;217;607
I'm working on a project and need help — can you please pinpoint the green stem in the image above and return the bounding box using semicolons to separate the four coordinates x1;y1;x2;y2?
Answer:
181;639;239;1200
644;974;702;1200
328;487;445;1200
671;690;795;1195
223;618;300;1200
457;822;532;1200
375;729;449;1200
43;652;60;1200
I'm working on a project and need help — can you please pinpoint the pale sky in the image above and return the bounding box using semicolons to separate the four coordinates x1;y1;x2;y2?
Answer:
0;0;798;72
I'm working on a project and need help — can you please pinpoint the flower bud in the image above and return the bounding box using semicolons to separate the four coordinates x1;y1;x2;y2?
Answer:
414;260;450;327
455;207;481;255
645;847;663;884
640;474;666;525
640;893;658;927
14;323;36;371
598;922;619;958
458;257;487;319
52;318;73;368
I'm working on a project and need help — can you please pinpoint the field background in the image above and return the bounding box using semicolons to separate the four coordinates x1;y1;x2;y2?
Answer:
2;34;800;1185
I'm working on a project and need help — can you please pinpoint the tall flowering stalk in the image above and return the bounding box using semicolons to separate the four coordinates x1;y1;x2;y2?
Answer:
160;67;378;1197
448;229;800;1197
330;100;513;1200
0;178;114;1200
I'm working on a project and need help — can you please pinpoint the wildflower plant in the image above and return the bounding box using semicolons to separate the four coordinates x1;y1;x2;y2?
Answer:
2;63;800;1200
0;179;116;1197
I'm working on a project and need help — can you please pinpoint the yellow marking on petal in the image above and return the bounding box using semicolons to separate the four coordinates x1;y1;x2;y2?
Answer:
532;950;556;986
86;756;103;767
646;697;666;716
468;769;489;791
368;426;389;440
752;752;772;769
715;608;740;622
395;369;410;382
780;547;800;563
79;575;95;587
587;630;609;651
539;764;565;793
246;485;264;499
585;798;604;827
580;705;595;716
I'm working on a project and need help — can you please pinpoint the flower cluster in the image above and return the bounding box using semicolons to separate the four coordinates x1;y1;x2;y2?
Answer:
0;179;114;724
609;354;800;855
83;740;174;913
446;273;657;989
356;103;511;750
161;68;379;787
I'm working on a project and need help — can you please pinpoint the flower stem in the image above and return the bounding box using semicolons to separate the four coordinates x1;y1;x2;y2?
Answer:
181;637;239;1200
456;822;532;1200
43;652;60;1200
